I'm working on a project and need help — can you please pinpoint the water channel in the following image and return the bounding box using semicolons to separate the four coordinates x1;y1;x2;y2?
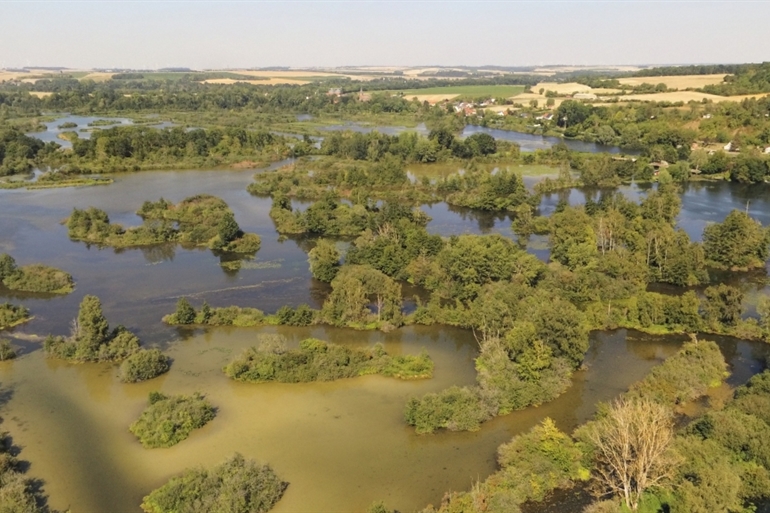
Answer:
1;165;769;512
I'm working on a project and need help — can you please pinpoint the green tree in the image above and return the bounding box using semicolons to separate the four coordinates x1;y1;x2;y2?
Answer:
0;253;18;281
77;295;110;355
174;297;196;325
703;210;770;270
216;211;240;247
702;284;744;327
308;239;340;282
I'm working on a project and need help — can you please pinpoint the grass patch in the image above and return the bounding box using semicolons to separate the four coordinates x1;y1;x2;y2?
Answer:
0;177;113;190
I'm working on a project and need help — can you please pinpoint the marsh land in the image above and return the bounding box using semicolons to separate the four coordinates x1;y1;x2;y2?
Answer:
3;63;770;513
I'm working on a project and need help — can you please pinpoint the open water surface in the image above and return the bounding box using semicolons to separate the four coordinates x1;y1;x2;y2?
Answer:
1;166;770;512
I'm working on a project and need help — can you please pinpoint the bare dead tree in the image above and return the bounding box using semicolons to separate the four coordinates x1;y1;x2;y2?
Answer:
586;397;678;511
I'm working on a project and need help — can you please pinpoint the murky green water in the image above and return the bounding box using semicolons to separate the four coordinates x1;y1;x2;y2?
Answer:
1;169;770;512
2;326;704;513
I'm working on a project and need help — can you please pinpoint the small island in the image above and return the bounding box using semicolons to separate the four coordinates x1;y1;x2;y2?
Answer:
224;336;434;383
130;392;215;448
0;302;31;329
67;194;260;253
45;295;170;382
140;454;287;513
0;253;74;294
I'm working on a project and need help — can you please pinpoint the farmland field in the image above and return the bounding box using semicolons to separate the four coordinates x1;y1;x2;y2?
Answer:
397;84;526;97
618;74;727;89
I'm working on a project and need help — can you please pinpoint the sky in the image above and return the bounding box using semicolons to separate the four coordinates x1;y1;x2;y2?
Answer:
0;0;768;69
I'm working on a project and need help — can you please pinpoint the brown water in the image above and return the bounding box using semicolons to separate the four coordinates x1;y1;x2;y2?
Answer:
2;169;770;512
1;327;694;513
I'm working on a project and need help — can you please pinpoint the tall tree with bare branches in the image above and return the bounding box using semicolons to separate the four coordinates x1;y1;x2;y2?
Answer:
585;397;678;511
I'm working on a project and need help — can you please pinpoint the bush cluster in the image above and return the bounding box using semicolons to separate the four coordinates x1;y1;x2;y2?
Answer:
140;453;287;513
0;302;30;329
0;253;74;294
119;349;171;383
129;392;216;448
224;336;433;383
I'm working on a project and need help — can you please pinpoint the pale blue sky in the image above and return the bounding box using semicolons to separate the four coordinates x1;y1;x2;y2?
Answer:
0;1;768;69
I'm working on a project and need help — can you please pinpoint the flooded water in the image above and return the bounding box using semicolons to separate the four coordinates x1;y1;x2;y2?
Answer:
27;114;175;149
305;121;632;154
1;167;770;512
461;125;637;154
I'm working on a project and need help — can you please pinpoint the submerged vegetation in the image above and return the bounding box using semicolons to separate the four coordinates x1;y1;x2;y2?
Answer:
224;335;433;383
140;453;287;513
0;253;74;294
67;194;260;253
129;392;216;448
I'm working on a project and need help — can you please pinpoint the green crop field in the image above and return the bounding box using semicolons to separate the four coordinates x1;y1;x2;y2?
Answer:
395;84;526;97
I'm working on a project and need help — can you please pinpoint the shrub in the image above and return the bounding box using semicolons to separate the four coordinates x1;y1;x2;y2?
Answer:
404;386;492;434
140;453;287;513
129;392;215;448
0;253;74;294
0;303;30;329
0;431;48;512
628;338;727;406
0;339;16;360
119;349;171;383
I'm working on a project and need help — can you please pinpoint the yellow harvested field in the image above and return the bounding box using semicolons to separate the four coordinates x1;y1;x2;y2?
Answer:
29;92;53;98
723;93;770;101
230;69;382;81
233;70;342;78
509;92;569;108
203;77;310;86
400;93;459;104
483;105;519;114
618;74;726;90
617;91;731;103
80;72;114;82
534;82;594;94
0;71;29;81
610;90;770;104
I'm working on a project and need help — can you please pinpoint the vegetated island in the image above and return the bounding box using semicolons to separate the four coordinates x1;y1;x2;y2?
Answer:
0;302;32;329
0;253;74;294
223;335;434;383
0;171;114;190
45;294;170;382
421;337;770;513
66;194;261;253
129;392;215;448
140;453;287;513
